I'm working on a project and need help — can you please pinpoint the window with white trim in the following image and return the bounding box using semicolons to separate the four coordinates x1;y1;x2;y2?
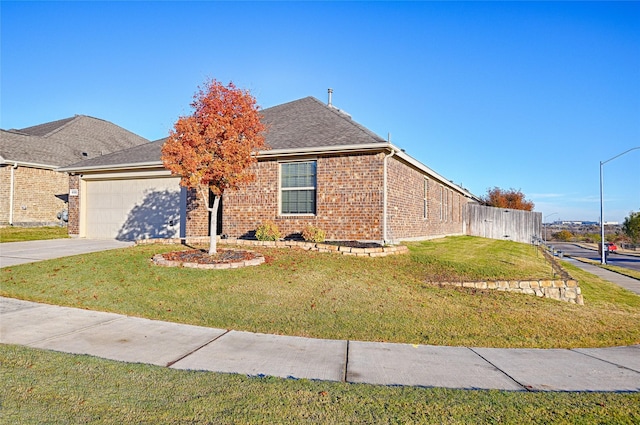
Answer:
280;161;317;215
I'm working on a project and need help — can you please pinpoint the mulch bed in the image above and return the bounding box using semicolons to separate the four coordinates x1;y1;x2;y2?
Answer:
322;240;384;249
161;249;259;264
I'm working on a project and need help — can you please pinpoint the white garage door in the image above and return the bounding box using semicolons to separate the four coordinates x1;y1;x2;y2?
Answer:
85;177;183;240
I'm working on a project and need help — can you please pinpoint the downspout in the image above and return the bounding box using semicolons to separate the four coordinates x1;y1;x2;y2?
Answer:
382;148;395;244
9;162;18;225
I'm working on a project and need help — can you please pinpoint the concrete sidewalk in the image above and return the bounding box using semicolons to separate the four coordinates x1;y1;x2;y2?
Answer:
2;297;639;392
0;239;134;267
566;258;640;295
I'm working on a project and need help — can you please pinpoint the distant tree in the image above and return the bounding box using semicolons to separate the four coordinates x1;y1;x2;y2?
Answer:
161;79;267;254
482;187;534;211
622;211;640;243
552;230;573;242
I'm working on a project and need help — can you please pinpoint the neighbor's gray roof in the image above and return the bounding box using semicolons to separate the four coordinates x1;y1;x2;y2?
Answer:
60;97;388;172
0;115;149;168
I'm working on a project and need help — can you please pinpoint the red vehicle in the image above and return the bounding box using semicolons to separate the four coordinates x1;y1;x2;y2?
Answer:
605;242;618;252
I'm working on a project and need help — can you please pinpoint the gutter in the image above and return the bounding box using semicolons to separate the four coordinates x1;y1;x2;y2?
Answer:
256;142;391;158
55;141;482;201
9;162;17;225
58;161;164;173
1;159;58;170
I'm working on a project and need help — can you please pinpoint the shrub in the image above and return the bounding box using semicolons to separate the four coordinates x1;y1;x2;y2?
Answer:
302;225;326;243
255;220;281;241
552;230;573;242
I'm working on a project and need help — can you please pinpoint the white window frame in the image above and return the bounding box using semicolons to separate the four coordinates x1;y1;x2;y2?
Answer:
279;160;317;216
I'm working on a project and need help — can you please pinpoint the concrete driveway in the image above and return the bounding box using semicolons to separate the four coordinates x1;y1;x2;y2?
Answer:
0;239;134;267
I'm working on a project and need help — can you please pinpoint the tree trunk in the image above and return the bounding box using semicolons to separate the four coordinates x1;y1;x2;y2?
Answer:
209;195;220;255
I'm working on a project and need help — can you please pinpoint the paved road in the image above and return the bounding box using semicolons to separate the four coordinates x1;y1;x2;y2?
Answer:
551;242;640;272
0;239;134;267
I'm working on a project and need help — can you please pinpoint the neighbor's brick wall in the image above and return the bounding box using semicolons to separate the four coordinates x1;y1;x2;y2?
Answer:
0;166;68;226
67;175;80;236
217;152;386;241
386;156;467;240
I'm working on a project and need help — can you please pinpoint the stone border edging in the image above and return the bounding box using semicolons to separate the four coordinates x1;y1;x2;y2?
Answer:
136;237;408;258
437;246;583;305
436;279;583;304
218;238;409;257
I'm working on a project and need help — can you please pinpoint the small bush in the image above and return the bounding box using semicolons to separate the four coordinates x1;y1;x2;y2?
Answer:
302;225;326;243
552;230;573;242
256;220;281;241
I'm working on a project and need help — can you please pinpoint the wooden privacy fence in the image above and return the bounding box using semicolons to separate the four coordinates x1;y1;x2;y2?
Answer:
466;204;542;244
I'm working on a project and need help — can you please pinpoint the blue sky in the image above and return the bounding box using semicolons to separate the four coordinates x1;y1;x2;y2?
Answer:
2;1;639;224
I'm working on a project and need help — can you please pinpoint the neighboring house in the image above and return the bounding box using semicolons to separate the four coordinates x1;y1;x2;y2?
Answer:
0;115;149;226
61;97;481;243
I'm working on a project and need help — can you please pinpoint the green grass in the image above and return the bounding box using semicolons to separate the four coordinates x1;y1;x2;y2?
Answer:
2;344;639;424
0;226;68;243
407;236;554;281
2;236;639;348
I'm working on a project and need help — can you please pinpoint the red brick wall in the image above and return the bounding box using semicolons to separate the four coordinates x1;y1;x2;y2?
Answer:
185;151;472;242
386;156;467;240
218;152;385;241
185;188;209;237
0;166;68;226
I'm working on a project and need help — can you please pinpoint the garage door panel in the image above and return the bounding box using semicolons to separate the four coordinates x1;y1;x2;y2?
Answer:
85;178;182;240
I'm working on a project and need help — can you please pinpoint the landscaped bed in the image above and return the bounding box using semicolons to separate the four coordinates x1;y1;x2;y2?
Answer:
2;236;639;349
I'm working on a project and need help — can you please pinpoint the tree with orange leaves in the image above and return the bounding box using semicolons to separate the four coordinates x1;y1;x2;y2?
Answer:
161;79;267;254
482;187;534;211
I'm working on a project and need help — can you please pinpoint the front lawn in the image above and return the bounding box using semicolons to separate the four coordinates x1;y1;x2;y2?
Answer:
2;236;639;348
0;226;68;243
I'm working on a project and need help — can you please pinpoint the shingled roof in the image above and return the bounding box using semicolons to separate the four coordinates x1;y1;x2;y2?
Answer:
60;97;388;171
0;115;149;168
261;96;386;149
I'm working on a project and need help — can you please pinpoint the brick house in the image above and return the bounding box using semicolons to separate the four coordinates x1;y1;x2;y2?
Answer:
61;97;480;243
0;116;149;226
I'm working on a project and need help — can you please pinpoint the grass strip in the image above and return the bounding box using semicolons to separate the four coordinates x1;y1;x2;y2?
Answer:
573;257;640;281
0;226;68;243
2;344;639;425
2;236;639;348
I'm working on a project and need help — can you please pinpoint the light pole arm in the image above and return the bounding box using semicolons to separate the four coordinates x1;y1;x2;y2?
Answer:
600;146;640;264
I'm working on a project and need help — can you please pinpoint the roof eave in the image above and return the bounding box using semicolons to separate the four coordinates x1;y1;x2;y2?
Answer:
0;158;59;170
58;161;163;173
257;142;392;158
392;148;481;201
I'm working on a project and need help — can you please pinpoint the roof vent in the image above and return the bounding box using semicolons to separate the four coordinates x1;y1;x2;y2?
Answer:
328;88;333;106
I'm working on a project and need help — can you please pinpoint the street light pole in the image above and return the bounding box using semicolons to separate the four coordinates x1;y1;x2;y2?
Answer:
600;147;640;264
544;212;558;243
